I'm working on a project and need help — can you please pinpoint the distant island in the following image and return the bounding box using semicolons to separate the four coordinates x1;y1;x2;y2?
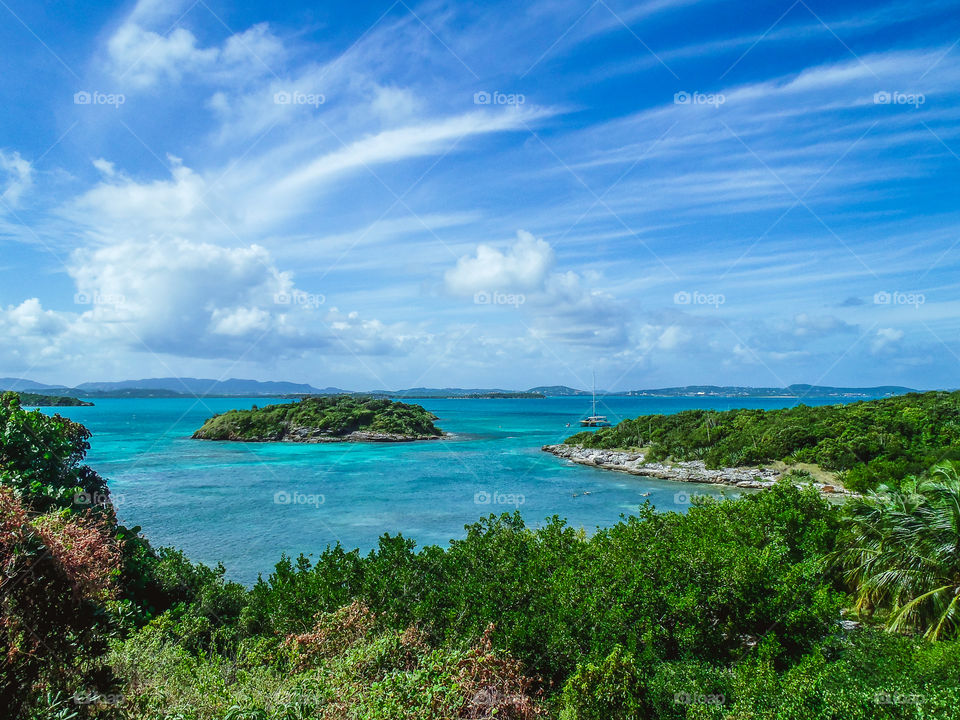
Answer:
400;391;545;399
624;384;915;398
527;385;591;396
192;395;443;443
13;392;93;407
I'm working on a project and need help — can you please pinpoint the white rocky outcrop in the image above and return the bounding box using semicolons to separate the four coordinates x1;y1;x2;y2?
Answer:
542;444;855;496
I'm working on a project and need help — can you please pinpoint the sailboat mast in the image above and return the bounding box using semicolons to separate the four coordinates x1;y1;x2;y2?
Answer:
592;371;597;416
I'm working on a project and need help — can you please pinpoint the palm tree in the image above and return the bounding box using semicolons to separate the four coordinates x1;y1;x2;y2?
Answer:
833;461;960;639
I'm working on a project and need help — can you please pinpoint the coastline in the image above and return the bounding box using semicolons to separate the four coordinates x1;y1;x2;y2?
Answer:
542;443;856;497
194;429;444;443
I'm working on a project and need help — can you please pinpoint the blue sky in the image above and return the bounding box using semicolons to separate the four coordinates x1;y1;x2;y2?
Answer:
1;0;959;391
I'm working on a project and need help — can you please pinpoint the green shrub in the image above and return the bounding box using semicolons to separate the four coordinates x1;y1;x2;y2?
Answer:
560;646;651;720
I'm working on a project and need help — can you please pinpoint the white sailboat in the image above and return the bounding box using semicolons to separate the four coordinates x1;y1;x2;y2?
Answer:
579;373;610;427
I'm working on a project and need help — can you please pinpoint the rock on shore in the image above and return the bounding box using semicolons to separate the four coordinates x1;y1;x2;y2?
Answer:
287;428;442;443
195;426;442;443
542;444;854;496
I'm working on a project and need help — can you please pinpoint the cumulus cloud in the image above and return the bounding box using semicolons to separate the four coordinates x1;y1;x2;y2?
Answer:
446;231;630;349
65;237;377;359
0;236;424;371
445;230;554;294
66;155;215;241
105;7;284;89
70;238;286;337
107;24;216;87
0;299;75;371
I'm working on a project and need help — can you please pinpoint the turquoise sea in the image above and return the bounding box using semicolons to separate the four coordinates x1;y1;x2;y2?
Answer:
40;395;879;584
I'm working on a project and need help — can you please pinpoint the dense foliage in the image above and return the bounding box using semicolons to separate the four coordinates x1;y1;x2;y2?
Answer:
0;393;121;715
0;391;108;512
6;389;960;718
192;395;442;441
11;392;94;407
98;491;960;719
567;390;960;491
833;461;960;639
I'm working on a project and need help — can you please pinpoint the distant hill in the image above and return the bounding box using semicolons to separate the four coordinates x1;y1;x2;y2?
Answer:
376;387;513;398
61;388;192;399
527;385;590;396
75;378;330;396
0;378;61;391
625;384;915;398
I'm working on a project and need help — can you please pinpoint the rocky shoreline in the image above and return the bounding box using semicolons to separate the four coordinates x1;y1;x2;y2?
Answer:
195;428;443;443
542;444;855;496
297;429;443;443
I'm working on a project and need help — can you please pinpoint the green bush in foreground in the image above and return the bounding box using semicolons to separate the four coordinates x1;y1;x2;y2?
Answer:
834;460;960;639
0;391;109;512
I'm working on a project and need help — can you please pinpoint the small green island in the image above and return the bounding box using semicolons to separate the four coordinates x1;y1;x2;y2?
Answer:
192;395;443;442
10;391;93;407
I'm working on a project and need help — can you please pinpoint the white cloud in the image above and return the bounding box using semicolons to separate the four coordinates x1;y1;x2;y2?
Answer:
0;299;75;371
0;236;424;370
445;230;554;294
0;150;33;208
105;1;284;89
261;109;545;219
107;24;217;87
872;327;904;353
646;324;690;351
787;313;857;338
64;155;222;244
68;237;291;355
446;231;630;349
92;158;117;177
64;106;547;245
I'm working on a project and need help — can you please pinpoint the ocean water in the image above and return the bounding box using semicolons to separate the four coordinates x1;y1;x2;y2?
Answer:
39;394;875;584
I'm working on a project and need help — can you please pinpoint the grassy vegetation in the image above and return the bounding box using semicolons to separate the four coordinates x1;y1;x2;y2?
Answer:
566;390;960;492
6;389;960;718
192;395;442;441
